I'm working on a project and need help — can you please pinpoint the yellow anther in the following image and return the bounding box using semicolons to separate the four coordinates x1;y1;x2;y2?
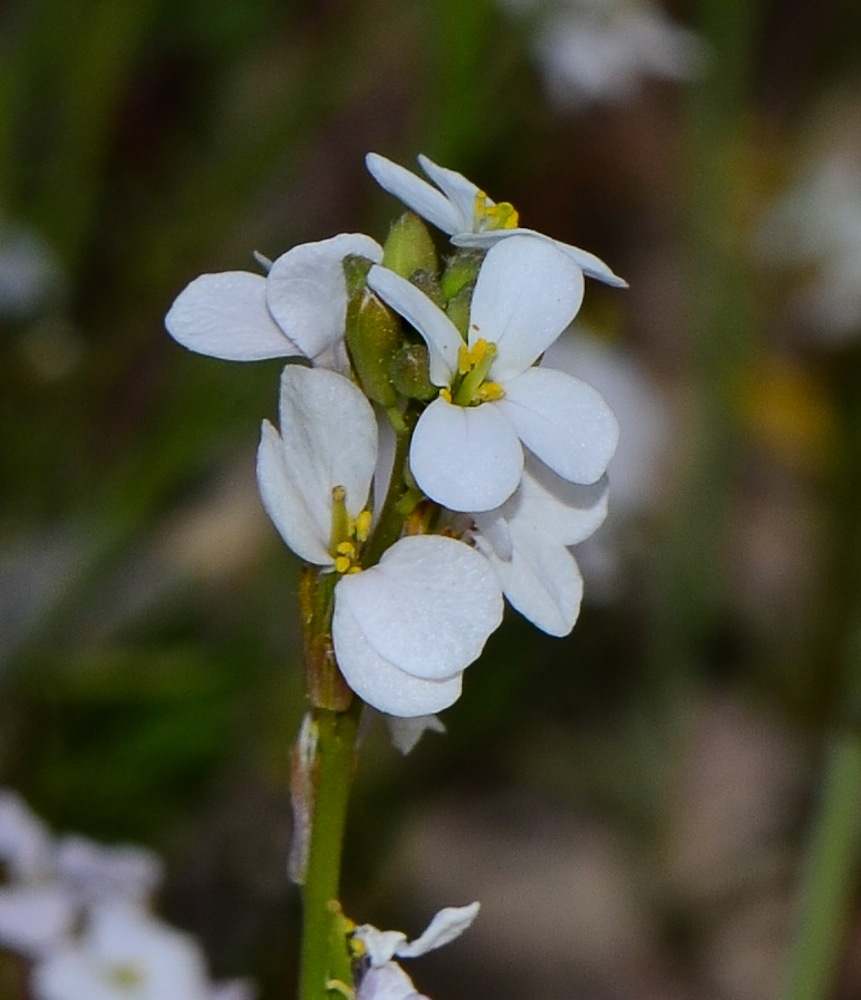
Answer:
336;541;357;558
475;381;505;402
439;387;452;403
472;338;487;364
473;191;519;231
355;509;372;542
334;555;352;574
457;344;470;375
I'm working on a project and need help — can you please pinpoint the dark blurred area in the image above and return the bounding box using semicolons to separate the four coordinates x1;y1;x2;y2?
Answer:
2;0;861;998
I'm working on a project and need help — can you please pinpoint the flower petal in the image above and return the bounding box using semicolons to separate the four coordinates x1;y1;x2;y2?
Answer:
410;398;523;512
357;962;425;1000
366;265;461;385
497;367;618;484
385;714;446;755
366;153;463;235
267;234;383;361
396;902;481;959
336;536;502;680
507;460;609;546
452;230;628;287
332;593;464;717
165;272;299;360
476;526;583;636
416;155;483;232
469;236;584;381
256;420;331;565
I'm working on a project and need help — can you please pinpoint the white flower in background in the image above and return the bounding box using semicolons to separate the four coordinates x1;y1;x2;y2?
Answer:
54;835;163;908
0;218;63;318
470;459;609;636
165;233;382;370
368;236;618;513
365;153;626;287
757;151;861;342
256;364;503;717
353;902;480;1000
499;0;703;108
32;901;213;1000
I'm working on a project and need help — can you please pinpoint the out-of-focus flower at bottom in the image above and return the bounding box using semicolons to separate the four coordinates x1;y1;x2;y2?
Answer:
352;902;480;1000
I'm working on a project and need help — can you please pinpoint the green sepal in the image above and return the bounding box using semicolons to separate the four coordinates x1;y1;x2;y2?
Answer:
389;344;437;401
440;248;483;301
345;289;402;407
382;211;438;279
445;283;472;339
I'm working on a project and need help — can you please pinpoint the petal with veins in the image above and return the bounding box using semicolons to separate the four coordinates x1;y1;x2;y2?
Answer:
366;154;463;235
395;902;481;958
410;398;523;512
165;272;298;360
416;155;483;231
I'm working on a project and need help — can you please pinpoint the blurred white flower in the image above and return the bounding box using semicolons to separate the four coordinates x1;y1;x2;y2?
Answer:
368;236;618;513
256;365;503;717
353;902;480;1000
757;151;861;342
499;0;704;108
0;219;63;318
165;233;382;369
366;153;626;286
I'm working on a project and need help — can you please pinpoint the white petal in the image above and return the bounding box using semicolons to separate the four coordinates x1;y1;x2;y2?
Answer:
357;962;425;1000
385;714;446;755
476;527;583;636
256;420;332;565
366;265;461;384
165;272;299;360
55;835;163;905
416;155;483;232
472;510;513;560
452;230;628;287
332;594;464;717
266;234;383;361
469;236;584;381
0;789;54;881
410;398;523;512
0;885;75;958
335;535;502;680
396;902;481;958
497;367;618;484
353;927;408;967
366;153;463;235
509;460;609;546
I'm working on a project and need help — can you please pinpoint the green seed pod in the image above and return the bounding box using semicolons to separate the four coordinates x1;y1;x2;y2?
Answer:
382;212;438;279
389;344;437;401
345;288;402;407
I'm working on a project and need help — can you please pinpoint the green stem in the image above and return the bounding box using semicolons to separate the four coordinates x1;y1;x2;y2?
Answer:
780;729;861;1000
300;701;362;1000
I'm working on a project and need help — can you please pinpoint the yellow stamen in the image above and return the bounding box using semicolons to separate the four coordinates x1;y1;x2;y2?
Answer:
334;555;351;574
473;191;520;231
439;387;452;403
355;509;372;542
474;381;504;402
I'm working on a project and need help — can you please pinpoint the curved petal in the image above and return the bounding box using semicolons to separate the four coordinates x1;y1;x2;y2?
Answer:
416;155;483;232
508;461;609;546
396;902;481;958
366;153;463;235
356;962;421;1000
332;592;464;717
410;398;523;512
165;271;298;360
497;367;618;484
452;230;628;288
256;420;331;565
476;527;583;636
336;535;502;680
267;234;382;360
366;265;461;384
469;237;584;381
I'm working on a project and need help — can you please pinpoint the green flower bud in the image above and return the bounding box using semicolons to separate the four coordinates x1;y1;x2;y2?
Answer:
389;344;438;401
382;212;438;279
440;248;484;301
345;288;402;407
445;283;473;339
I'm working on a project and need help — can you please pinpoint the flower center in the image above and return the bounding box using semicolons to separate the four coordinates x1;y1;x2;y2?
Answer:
473;191;519;232
102;962;146;992
439;338;505;407
330;486;371;573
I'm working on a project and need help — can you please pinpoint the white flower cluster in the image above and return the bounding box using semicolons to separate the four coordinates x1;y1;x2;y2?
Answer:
0;789;253;1000
166;153;624;720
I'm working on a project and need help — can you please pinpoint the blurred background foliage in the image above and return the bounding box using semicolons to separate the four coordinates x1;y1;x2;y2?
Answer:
3;0;861;997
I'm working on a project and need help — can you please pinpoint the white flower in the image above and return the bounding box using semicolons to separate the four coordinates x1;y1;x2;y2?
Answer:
367;236;619;513
54;836;163;908
385;714;446;755
32;901;212;1000
0;789;54;882
164;233;382;368
256;365;503;717
471;459;609;636
365;153;626;287
353;902;480;1000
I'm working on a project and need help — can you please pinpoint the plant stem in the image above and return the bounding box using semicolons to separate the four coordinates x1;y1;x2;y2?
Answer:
300;700;362;1000
780;728;861;1000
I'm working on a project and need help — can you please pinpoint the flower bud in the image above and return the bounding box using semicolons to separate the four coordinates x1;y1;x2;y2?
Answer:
389;344;437;401
382;212;438;279
440;248;483;301
345;288;402;407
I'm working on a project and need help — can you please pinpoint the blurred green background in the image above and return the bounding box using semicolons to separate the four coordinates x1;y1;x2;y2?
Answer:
3;0;861;997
